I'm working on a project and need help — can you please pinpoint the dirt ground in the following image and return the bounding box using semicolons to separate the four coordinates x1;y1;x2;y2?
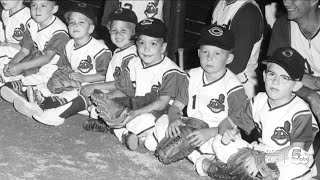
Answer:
0;97;319;180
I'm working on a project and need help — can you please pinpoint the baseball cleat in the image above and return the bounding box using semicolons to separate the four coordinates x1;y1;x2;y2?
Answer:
83;118;110;133
1;86;26;103
13;98;43;118
33;102;71;126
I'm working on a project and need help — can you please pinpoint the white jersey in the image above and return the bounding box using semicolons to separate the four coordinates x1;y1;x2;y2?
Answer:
290;21;320;77
65;37;111;85
0;7;30;58
187;68;244;127
251;93;318;150
1;7;30;43
119;0;163;22
105;44;137;82
26;16;68;65
127;56;183;96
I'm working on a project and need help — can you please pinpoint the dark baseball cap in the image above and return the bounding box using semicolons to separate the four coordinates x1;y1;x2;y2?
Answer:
108;8;138;25
64;3;97;25
198;24;234;51
135;18;168;42
263;47;306;80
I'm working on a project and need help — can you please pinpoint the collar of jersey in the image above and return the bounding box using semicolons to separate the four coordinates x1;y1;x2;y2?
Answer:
74;37;92;50
267;94;296;111
202;69;227;87
141;55;165;69
37;16;56;32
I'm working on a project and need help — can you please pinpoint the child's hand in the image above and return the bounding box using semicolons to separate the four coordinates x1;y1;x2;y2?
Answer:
165;119;185;138
187;128;212;147
221;126;239;145
80;84;96;97
7;63;24;76
69;72;86;82
251;138;270;152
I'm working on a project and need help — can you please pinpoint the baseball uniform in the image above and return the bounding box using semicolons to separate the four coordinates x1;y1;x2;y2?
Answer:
228;92;319;180
20;16;69;96
56;37;112;101
146;67;247;164
113;55;188;143
0;7;31;82
105;44;137;82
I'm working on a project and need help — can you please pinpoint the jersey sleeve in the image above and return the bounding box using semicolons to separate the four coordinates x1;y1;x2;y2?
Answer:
160;69;188;98
229;98;256;133
56;48;70;68
174;73;189;106
44;31;70;55
267;16;290;56
19;28;34;50
227;85;247;115
95;49;112;76
228;3;264;74
290;111;315;150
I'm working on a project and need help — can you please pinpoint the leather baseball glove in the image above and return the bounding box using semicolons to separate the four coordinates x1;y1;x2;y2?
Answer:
154;117;209;165
47;66;81;94
206;147;280;180
227;147;280;180
90;90;129;128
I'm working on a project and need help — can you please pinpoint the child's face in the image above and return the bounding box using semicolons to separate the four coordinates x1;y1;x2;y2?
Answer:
264;63;299;102
109;20;135;49
68;12;94;40
1;0;23;11
30;0;57;26
198;45;232;75
136;35;167;66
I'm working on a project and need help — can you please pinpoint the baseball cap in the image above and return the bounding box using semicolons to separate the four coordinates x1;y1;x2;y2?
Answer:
135;18;168;42
263;47;306;80
64;3;97;25
108;8;138;25
198;24;234;51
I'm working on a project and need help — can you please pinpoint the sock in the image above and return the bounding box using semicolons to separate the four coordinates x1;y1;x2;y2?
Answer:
40;96;68;110
4;80;27;97
4;80;23;91
60;95;90;118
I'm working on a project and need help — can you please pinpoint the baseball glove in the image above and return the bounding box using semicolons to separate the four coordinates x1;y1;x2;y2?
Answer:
90;90;129;128
154;117;209;165
224;147;280;180
47;66;81;94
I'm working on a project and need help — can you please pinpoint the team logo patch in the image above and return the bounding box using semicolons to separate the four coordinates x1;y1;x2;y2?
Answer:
151;81;161;99
141;18;154;25
12;23;25;41
207;94;225;113
113;66;121;80
77;2;86;7
271;121;291;146
208;27;223;37
144;2;159;18
77;55;93;73
282;49;293;57
115;8;123;14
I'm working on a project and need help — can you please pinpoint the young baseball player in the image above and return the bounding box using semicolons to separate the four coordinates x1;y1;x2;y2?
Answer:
12;3;113;118
144;24;247;164
197;47;319;180
31;8;137;123
0;0;31;84
0;0;69;105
